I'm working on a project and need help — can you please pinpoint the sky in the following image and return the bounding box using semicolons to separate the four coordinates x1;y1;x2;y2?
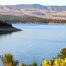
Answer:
0;0;66;5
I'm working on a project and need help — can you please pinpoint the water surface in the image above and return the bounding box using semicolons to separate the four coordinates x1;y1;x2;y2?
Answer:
0;24;66;65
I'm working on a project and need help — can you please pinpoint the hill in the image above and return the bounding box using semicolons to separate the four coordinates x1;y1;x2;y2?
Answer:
5;4;46;10
0;4;66;21
5;4;66;11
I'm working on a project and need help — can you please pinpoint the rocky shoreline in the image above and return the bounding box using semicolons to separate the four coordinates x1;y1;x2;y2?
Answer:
0;27;21;34
0;20;21;34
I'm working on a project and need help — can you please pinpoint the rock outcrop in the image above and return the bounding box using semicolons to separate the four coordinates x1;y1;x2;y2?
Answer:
0;20;21;34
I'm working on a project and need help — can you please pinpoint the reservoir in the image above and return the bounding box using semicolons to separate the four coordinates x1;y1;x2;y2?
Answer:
0;24;66;65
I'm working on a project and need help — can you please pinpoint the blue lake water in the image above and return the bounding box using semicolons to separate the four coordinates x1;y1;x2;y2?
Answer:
0;24;66;65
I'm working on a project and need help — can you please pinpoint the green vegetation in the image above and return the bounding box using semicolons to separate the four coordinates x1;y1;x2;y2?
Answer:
0;53;37;66
57;48;66;59
0;48;66;66
20;62;37;66
0;14;66;24
0;53;18;66
42;48;66;66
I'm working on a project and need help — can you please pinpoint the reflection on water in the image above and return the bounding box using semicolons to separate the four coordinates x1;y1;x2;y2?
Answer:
0;24;66;66
0;32;12;38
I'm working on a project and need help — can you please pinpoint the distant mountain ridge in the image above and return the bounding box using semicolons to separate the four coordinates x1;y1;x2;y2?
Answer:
0;4;66;20
4;4;66;11
6;4;46;9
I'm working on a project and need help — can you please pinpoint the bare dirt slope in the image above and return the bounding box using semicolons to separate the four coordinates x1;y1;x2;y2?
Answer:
0;4;66;20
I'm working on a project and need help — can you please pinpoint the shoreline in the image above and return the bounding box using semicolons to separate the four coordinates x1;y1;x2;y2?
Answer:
0;27;22;34
10;22;66;25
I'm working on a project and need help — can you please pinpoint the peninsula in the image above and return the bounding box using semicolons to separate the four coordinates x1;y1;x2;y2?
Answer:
0;20;21;34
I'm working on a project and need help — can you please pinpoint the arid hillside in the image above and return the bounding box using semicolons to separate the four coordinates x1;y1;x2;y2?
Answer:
0;4;66;20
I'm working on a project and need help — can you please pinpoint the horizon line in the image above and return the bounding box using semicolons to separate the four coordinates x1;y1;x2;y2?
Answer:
0;4;66;6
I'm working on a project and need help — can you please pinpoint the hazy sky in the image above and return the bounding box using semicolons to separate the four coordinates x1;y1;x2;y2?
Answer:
0;0;66;5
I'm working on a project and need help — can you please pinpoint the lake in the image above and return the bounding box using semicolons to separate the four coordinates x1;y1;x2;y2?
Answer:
0;24;66;65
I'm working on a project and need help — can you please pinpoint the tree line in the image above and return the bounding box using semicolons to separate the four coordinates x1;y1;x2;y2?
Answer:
0;15;66;24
